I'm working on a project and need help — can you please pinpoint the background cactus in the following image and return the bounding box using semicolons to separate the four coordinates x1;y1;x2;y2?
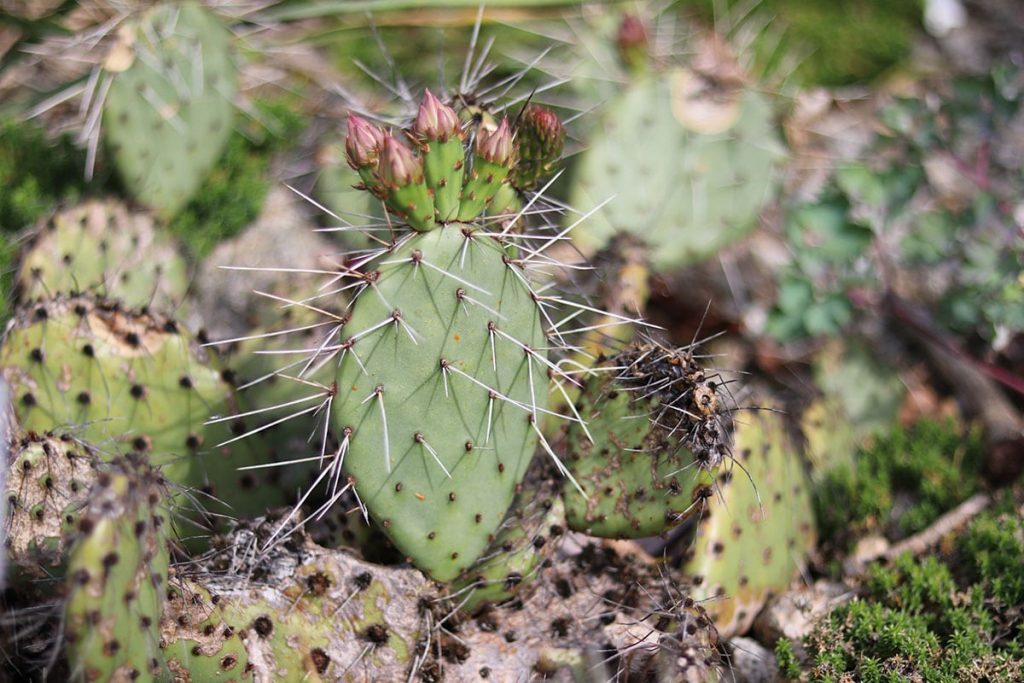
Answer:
682;408;816;637
63;455;170;682
569;70;784;273
564;341;727;538
0;295;287;519
4;431;96;578
566;22;785;275
16;199;189;313
102;2;238;220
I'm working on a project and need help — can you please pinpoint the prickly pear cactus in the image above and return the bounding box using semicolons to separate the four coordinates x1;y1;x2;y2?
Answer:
564;341;727;538
161;524;433;681
319;94;576;583
682;408;816;637
16;200;189;313
63;456;170;682
102;2;237;220
0;295;283;516
570;72;784;271
4;432;96;578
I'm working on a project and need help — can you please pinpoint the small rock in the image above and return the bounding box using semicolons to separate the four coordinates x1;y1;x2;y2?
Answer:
753;580;850;659
727;636;778;683
194;186;337;340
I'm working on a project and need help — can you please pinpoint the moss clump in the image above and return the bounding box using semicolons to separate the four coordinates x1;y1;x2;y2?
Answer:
798;500;1024;681
775;636;802;680
0;118;105;232
167;99;305;258
814;420;984;554
682;0;922;86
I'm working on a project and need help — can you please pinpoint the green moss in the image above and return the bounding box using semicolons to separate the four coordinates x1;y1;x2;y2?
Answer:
814;420;983;554
682;0;922;86
956;506;1024;611
775;636;802;680
800;495;1024;681
167;99;305;258
0;117;109;233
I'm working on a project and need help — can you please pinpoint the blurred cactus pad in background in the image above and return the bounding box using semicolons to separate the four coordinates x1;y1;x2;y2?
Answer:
1;1;1023;681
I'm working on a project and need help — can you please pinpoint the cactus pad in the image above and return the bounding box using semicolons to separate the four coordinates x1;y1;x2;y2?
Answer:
4;432;96;577
17;200;189;313
451;469;565;613
331;225;545;581
102;2;237;220
161;530;432;681
569;72;784;271
63;456;170;682
564;342;727;538
0;296;281;516
682;408;816;637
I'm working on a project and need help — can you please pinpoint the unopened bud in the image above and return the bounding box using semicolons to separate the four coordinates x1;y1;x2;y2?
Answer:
475;117;514;166
511;105;565;190
345;114;385;168
378;133;423;186
617;14;649;72
413;89;461;140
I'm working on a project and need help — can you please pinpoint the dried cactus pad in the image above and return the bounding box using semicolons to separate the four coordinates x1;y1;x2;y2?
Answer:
102;2;237;220
17;199;189;313
0;296;232;488
331;225;544;581
4;432;97;578
683;408;816;637
564;343;727;538
64;457;170;682
569;72;784;271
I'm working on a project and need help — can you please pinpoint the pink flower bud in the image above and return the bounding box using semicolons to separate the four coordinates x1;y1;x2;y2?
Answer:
617;14;649;70
345;114;385;168
378;133;423;186
475;117;514;165
413;89;461;140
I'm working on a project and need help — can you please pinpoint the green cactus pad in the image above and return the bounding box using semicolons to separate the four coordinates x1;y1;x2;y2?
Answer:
17;199;189;314
683;408;816;637
0;296;283;517
564;343;726;538
102;2;237;220
331;224;544;581
4;432;97;578
569;72;784;271
451;473;565;613
63;456;170;682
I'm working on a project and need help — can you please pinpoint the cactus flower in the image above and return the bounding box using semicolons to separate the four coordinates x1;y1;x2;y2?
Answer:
413;89;461;141
475;117;514;166
346;114;386;169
